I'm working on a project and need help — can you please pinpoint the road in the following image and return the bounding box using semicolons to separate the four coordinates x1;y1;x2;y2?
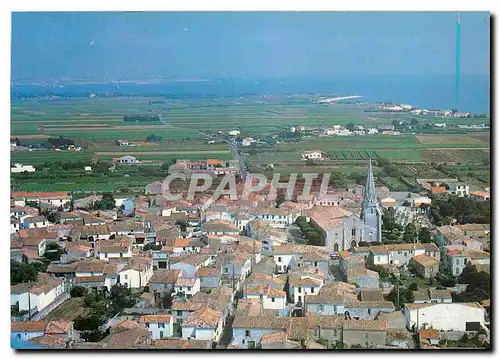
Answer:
158;113;248;180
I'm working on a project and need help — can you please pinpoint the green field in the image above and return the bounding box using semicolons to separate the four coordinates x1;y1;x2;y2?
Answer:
10;95;490;192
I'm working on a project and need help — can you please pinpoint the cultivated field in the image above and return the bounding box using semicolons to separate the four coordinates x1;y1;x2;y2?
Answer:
10;95;490;192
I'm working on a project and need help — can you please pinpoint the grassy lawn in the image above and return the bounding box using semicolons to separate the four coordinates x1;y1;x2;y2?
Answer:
45;297;89;321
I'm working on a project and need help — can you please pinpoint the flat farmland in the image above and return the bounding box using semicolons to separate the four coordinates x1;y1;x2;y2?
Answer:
416;133;490;146
420;149;490;164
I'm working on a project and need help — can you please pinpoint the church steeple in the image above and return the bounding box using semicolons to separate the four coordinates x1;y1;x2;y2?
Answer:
364;158;377;204
362;158;382;242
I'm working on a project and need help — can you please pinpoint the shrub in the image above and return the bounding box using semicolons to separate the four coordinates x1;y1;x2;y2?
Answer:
70;286;87;298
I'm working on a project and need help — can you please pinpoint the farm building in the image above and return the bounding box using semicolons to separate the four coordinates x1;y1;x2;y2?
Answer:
228;129;240;136
11;163;36;173
301;150;324;160
113;155;138;164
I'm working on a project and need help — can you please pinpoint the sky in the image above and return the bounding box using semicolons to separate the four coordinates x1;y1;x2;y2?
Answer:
11;11;490;81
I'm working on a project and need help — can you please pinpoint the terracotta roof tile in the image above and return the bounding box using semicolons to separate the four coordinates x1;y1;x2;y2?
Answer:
12;321;48;332
139;315;172;323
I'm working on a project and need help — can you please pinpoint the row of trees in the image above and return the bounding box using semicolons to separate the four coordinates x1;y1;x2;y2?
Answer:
145;133;163;142
123;115;160;123
430;195;490;226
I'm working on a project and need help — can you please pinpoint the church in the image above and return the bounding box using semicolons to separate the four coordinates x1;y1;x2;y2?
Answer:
308;159;382;252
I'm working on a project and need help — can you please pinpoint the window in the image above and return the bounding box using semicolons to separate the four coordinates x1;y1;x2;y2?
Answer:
311;287;315;293
124;275;128;280
245;330;251;337
333;329;338;337
105;253;108;258
158;323;165;328
455;258;460;265
177;310;182;316
183;247;186;251
192;246;195;250
314;262;318;267
318;304;324;311
278;257;282;262
188;287;192;291
120;253;123;258
455;267;460;275
160;331;164;339
145;323;150;328
224;268;229;274
298;287;302;293
368;308;371;314
271;297;275;302
352;228;356;236
298;296;302;302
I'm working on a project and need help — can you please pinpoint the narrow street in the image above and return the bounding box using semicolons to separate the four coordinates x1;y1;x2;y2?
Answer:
217;315;235;349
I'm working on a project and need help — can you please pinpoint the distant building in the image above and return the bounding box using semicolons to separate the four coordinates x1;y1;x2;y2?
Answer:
301;150;324;160
470;191;490;202
447;183;469;197
228;129;241;136
11;163;36;173
113;155;138;164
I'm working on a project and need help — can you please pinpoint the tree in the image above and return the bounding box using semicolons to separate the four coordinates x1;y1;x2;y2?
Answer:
345;123;355;131
146;133;163;142
410;118;419;126
70;286;87;298
109;284;136;310
418;227;432;243
15;137;21;146
403;223;417;243
43;242;65;261
409;282;419;291
94;192;115;210
11;261;39;285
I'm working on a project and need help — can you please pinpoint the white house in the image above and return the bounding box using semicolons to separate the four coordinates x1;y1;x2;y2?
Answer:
23;216;50;229
115;155;138;164
248;207;300;229
140;314;174;340
84;166;92;172
448;183;470;197
404;302;486;332
244;286;287;311
241;137;254;147
181;307;224;342
118;258;153;289
11;163;36;173
174;276;201;299
301;150;323;160
11;276;66;313
228;129;241;136
95;237;133;261
288;274;324;305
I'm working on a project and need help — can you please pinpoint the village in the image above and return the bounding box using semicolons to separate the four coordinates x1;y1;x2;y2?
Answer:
10;157;491;350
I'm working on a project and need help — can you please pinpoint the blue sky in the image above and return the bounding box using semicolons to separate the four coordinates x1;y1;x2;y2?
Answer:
11;11;490;80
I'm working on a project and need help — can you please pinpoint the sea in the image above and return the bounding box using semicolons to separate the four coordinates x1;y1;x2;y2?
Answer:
11;74;490;114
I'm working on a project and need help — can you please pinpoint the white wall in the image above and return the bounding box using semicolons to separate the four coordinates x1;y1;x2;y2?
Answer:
292;284;322;304
405;304;486;331
263;296;286;310
146;321;174;340
274;254;294;273
174;278;201;298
